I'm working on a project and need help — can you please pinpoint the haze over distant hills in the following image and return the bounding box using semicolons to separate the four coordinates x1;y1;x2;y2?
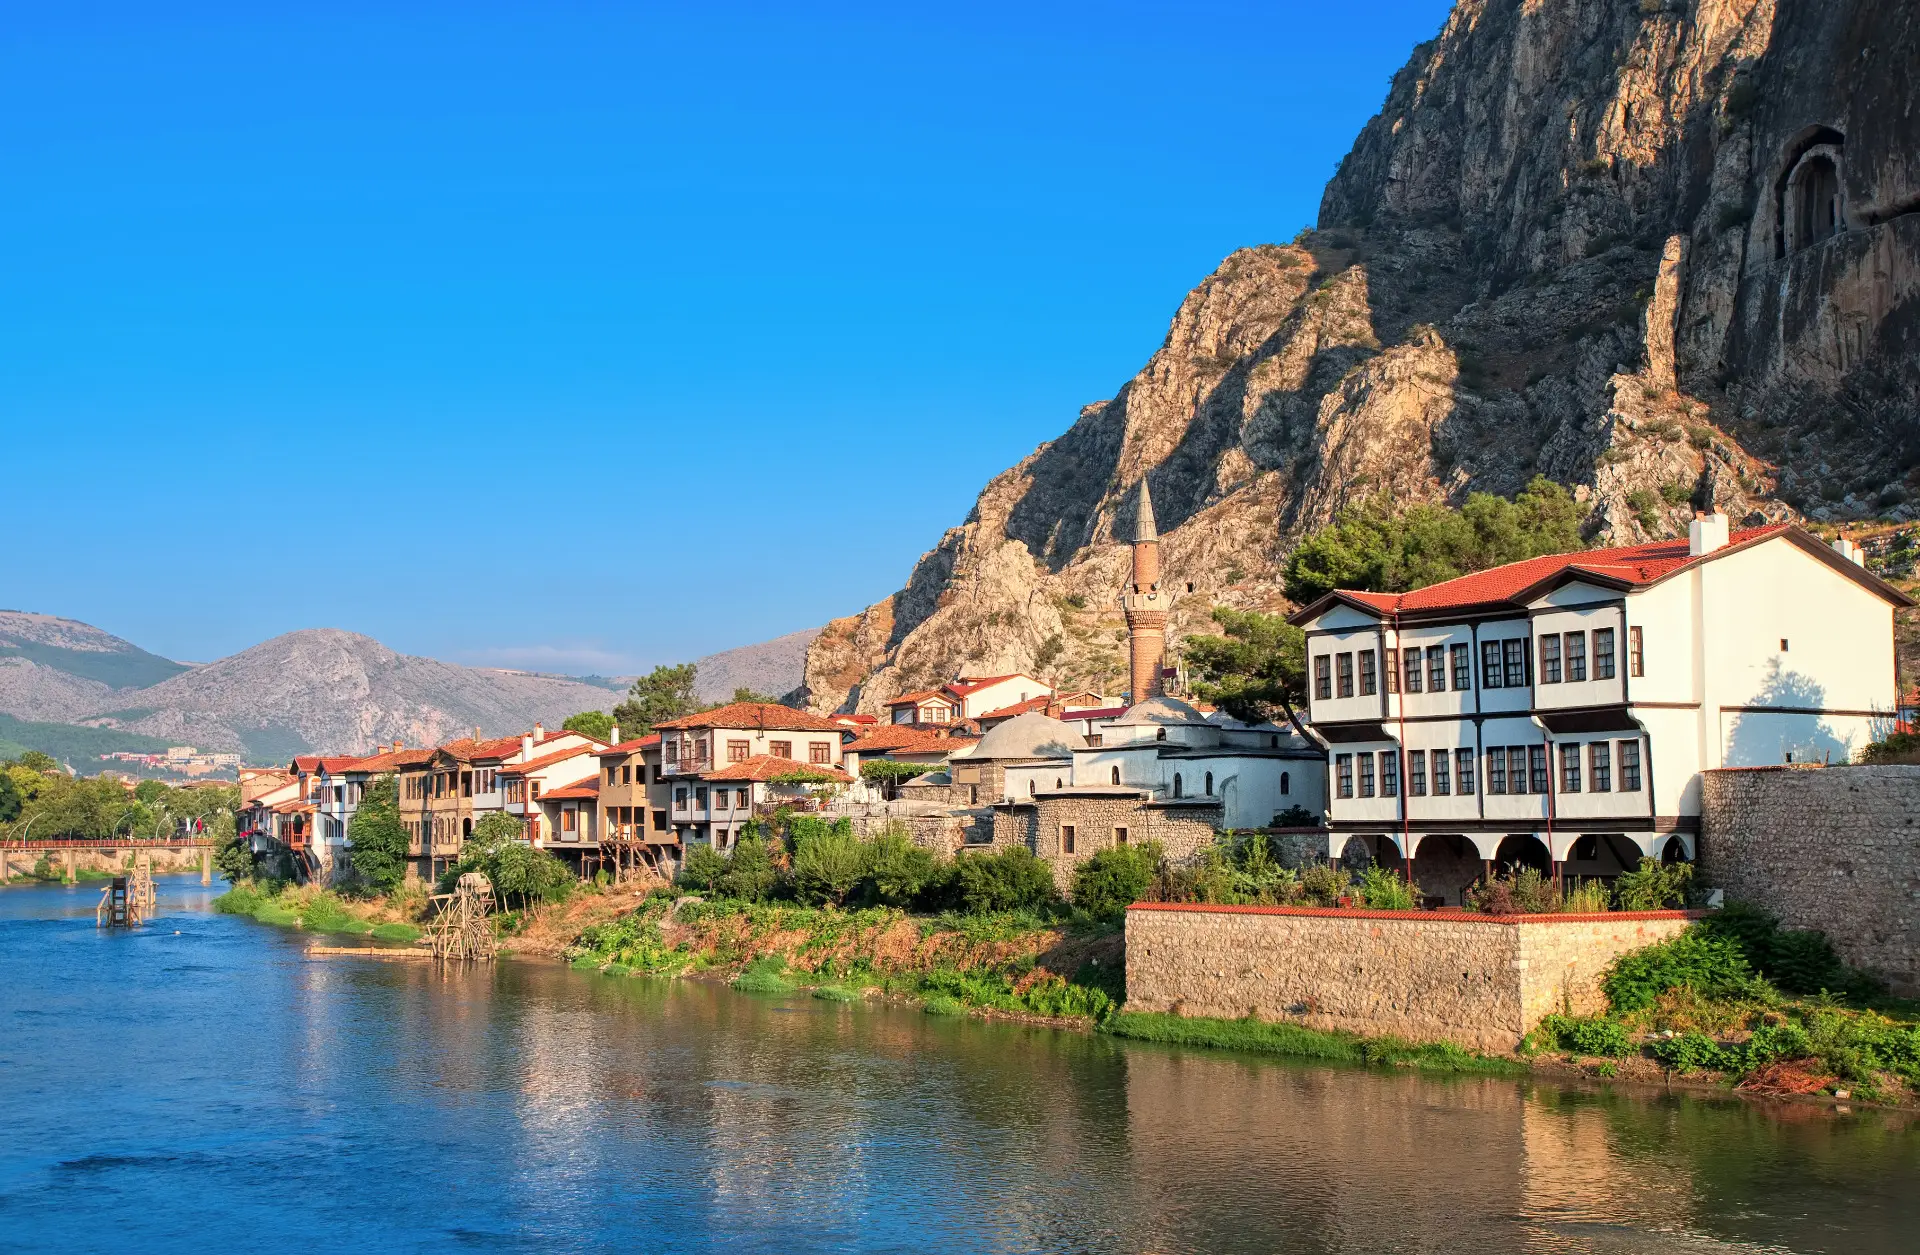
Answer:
0;610;822;765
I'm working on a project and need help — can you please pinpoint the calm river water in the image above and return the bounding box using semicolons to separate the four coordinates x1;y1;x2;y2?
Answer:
2;876;1916;1254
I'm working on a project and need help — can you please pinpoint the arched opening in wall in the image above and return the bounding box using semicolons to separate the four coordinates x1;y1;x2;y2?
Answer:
1411;833;1479;906
1280;771;1290;795
1204;771;1213;795
1494;833;1552;876
1773;126;1846;258
1172;773;1183;798
1156;728;1167;742
1110;766;1121;785
1659;835;1693;866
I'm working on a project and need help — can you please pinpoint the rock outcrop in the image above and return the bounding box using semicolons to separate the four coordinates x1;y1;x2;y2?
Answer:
805;0;1920;714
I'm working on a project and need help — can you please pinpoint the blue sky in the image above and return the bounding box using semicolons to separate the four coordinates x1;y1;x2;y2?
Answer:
1;1;1451;674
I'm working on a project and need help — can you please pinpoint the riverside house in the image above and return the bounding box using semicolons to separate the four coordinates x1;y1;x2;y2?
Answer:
885;673;1055;726
1289;514;1911;902
499;736;604;847
395;724;603;882
594;733;673;877
654;702;853;850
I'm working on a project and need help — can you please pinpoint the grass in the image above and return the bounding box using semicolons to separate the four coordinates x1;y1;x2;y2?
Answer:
214;881;409;941
812;985;863;1003
371;922;420;943
1102;1011;1524;1076
731;956;795;994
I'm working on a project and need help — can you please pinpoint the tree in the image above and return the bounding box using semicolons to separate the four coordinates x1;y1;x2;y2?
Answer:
0;772;20;824
347;773;410;895
729;686;782;705
612;663;704;736
1183;607;1310;736
11;751;58;775
133;779;170;805
1284;476;1588;603
562;710;616;741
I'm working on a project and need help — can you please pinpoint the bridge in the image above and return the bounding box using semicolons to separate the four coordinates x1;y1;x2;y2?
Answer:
0;836;215;885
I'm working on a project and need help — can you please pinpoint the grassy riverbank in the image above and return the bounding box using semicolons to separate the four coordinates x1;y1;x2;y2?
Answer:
214;882;421;943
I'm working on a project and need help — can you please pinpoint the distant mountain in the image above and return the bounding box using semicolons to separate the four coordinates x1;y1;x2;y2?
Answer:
0;611;190;723
87;629;615;761
690;628;821;702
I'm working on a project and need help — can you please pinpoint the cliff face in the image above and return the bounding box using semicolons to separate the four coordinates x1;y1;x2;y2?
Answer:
805;0;1920;715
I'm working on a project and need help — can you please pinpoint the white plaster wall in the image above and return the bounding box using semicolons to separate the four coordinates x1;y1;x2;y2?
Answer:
1385;626;1477;719
1530;594;1629;709
1623;577;1698;705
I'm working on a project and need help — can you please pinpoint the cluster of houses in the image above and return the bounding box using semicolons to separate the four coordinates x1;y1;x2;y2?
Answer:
241;483;1910;904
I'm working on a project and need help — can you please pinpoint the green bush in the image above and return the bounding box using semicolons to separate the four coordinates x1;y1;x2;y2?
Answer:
1697;902;1881;999
1071;842;1161;921
791;825;868;906
1298;862;1352;907
1539;1014;1634;1057
1611;858;1693;910
1358;865;1418;910
678;845;729;894
1602;927;1758;1013
1466;866;1558;914
865;829;937;906
922;994;966;1016
947;846;1060;915
717;837;779;902
1649;1031;1732;1073
731;956;793;993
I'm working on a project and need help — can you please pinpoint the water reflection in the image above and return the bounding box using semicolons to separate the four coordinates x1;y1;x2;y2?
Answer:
0;878;1914;1254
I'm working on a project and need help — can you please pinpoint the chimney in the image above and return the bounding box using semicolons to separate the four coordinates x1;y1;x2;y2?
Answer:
521;733;534;758
473;726;482;741
393;739;404;751
609;724;620;744
1687;510;1729;557
1831;534;1865;566
534;722;545;742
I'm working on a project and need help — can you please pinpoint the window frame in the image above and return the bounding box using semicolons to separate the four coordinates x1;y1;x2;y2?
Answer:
1486;746;1506;794
1589;741;1611;792
1402;645;1422;693
1594;628;1616;680
1503;639;1528;689
1314;655;1333;701
1358;649;1377;697
1451;644;1472;691
1455;747;1476;795
1336;652;1355;699
1540;633;1562;684
1628;626;1644;677
1062;824;1076;855
1357;753;1375;798
1408;749;1426;796
1618;739;1642;791
1335;754;1354;799
1384;648;1399;694
1528;745;1549;794
1559;743;1581;793
1432;748;1450;795
1428;647;1447;692
1565;631;1587;682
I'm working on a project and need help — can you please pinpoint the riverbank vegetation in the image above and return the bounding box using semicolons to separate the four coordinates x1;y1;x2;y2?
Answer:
213;880;422;942
1527;907;1919;1102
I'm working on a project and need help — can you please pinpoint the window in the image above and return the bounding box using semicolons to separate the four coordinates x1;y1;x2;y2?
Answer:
1504;639;1528;688
665;742;679;764
694;738;709;764
1593;628;1615;680
1380;750;1399;798
728;740;749;763
809;741;831;764
562;808;576;832
1565;631;1587;682
1204;771;1213;795
1780;638;1790;652
1336;653;1354;698
769;740;793;759
1529;745;1549;794
1618;740;1642;791
1336;755;1353;798
1172;773;1183;798
1432;749;1450;795
1456;748;1475;795
1481;641;1504;689
1358;754;1375;798
737;789;749;808
1114;826;1130;846
1384;648;1399;694
1086;734;1103;747
607;766;616;786
1281;771;1290;795
1452;644;1471;691
1408;750;1426;796
1403;646;1422;693
623;765;633;784
1155;728;1167;742
1487;748;1507;795
1589;742;1611;792
1429;647;1447;692
1111;766;1121;785
1540;634;1561;683
1560;743;1581;793
1314;655;1333;701
1062;824;1076;855
1359;650;1377;696
674;788;688;810
1628;627;1644;677
695;787;707;809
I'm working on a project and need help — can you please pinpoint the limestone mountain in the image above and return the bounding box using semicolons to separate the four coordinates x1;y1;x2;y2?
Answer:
690;628;822;703
804;0;1919;715
0;610;191;723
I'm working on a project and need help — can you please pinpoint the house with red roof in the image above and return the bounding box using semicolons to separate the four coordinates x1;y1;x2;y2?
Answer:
885;673;1055;726
1289;514;1911;904
593;733;670;879
654;702;852;850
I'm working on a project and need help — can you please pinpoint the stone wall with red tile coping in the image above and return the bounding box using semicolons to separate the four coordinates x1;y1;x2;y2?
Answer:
1124;903;1698;1053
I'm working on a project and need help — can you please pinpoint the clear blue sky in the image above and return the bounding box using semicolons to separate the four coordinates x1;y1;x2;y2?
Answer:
1;1;1451;674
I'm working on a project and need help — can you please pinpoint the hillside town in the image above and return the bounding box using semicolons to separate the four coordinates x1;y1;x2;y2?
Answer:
237;481;1914;935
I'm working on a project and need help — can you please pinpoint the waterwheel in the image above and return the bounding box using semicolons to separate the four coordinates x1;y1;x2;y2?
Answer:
426;872;496;961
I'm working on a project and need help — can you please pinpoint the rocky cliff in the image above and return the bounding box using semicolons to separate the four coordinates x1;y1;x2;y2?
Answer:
804;0;1920;715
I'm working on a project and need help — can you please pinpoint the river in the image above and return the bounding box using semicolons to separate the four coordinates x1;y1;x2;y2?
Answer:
2;876;1915;1254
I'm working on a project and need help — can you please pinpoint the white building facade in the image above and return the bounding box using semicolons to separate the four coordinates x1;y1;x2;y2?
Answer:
1291;517;1909;894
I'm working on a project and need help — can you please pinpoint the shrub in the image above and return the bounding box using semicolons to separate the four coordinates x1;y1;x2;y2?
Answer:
1562;879;1611;913
731;956;793;993
1358;865;1418;911
865;829;937;906
948;846;1060;915
1072;842;1161;921
1650;1031;1731;1073
1612;858;1693;910
677;845;729;894
1467;866;1558;914
717;837;779;902
1539;1014;1634;1058
1603;927;1757;1014
1298;863;1352;907
791;826;868;906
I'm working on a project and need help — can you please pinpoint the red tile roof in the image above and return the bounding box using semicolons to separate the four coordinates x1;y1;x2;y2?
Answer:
595;733;662;756
653;702;846;733
1288;525;1909;622
291;755;324;772
832;713;879;725
353;747;435;772
845;726;978;756
948;674;1030;695
885;689;954;708
499;744;595;776
543;779;601;800
703;755;853;783
978;696;1056;721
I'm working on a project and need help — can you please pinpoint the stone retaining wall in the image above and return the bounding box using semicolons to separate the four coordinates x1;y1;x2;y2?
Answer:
1124;903;1695;1053
1699;764;1920;995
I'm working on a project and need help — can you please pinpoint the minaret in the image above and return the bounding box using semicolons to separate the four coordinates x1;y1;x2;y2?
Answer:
1121;478;1173;702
